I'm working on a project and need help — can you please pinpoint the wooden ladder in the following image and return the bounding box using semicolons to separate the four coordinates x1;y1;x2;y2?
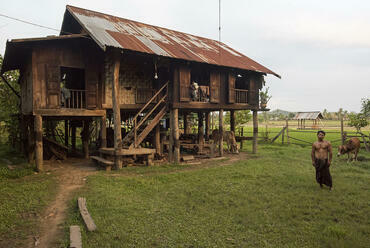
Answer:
122;82;168;149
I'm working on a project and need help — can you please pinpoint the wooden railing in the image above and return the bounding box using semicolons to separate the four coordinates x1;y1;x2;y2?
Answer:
136;88;156;104
131;82;168;148
63;89;86;109
235;89;248;104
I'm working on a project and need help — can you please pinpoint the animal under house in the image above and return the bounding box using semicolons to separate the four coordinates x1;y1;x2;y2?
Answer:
0;5;280;171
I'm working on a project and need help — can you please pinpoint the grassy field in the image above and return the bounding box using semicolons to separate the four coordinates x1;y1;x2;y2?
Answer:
0;145;57;248
60;141;370;247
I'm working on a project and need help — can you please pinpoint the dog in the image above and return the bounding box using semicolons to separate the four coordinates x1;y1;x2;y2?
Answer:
337;137;361;162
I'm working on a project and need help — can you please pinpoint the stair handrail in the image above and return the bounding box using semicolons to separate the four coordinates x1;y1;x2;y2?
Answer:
132;81;168;148
132;81;168;122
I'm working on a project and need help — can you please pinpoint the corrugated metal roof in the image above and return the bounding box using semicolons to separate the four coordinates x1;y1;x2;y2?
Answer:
293;112;323;120
64;5;280;78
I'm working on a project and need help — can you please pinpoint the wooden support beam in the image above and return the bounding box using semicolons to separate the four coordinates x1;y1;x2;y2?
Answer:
173;108;180;163
69;225;82;248
34;115;43;172
78;197;97;231
286;119;290;144
184;113;190;135
219;109;224;157
205;112;210;140
28;116;35;164
112;53;122;169
101;114;107;148
82;120;90;159
230;110;235;133
155;123;161;155
64;120;69;147
71;125;76;150
169;110;174;162
198;112;204;153
252;110;258;154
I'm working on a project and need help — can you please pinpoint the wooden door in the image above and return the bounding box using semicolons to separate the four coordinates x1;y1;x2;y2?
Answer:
228;73;235;103
179;66;190;102
86;70;98;109
210;71;220;103
45;64;60;109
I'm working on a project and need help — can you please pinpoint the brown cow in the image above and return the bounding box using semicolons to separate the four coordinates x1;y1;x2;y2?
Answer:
211;129;239;154
337;137;361;162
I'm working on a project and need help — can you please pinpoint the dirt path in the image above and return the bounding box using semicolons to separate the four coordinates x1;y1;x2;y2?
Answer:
29;159;98;248
28;152;248;247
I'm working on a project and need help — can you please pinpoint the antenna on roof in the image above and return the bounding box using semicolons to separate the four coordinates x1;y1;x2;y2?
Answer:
218;0;221;62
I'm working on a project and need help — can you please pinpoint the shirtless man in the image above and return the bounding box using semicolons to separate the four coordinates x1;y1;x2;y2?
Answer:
311;130;333;190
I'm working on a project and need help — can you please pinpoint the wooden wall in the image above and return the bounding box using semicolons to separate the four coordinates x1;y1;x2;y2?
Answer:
20;55;33;114
31;39;103;110
103;57;153;108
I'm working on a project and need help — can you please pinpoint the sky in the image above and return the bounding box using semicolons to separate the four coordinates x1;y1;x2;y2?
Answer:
0;0;369;112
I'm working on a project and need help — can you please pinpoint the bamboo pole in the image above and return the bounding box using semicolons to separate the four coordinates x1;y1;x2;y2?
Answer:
341;116;345;145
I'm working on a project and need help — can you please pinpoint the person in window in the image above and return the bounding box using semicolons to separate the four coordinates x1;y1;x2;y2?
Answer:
60;74;70;107
190;81;199;101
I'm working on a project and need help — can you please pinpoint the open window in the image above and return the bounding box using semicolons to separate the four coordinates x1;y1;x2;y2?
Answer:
60;67;86;108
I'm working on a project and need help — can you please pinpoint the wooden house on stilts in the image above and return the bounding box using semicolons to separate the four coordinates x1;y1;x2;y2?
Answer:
0;6;280;171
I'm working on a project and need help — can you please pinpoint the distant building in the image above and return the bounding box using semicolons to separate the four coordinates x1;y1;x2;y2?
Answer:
293;111;323;129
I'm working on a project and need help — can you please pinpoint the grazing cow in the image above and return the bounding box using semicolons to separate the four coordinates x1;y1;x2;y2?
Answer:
337;137;361;162
211;129;239;154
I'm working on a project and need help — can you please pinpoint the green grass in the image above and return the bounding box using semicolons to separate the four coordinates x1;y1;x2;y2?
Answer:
0;145;57;248
60;143;370;248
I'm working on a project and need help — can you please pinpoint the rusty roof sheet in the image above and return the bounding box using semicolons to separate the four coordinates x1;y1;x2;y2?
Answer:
64;5;280;78
293;112;323;120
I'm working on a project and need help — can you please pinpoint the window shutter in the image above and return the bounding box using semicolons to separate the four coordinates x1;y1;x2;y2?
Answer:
45;64;60;109
210;71;220;103
179;66;190;102
228;73;235;103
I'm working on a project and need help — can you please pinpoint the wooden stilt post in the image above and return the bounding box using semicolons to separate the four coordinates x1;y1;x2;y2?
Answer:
205;112;210;140
64;120;69;147
71;124;76;150
219;109;224;157
34;115;43;172
198;112;204;153
155;123;161;155
83;120;90;159
28;116;35;164
112;52;122;169
341;116;345;145
173;108;180;163
184;113;189;135
286;118;290;144
101;114;107;148
169;109;174;162
252;110;258;154
230;110;235;133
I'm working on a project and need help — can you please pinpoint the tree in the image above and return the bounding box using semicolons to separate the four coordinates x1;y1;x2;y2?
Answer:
225;110;251;131
361;98;370;118
0;54;20;145
348;113;368;132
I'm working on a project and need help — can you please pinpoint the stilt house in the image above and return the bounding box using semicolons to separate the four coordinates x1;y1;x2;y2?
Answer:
0;5;280;170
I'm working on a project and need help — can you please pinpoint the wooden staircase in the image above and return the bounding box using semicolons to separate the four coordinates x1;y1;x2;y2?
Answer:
122;82;168;149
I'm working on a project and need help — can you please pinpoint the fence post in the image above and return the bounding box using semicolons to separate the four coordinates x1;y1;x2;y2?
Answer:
282;126;285;144
286;119;290;144
340;116;345;145
240;127;244;150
